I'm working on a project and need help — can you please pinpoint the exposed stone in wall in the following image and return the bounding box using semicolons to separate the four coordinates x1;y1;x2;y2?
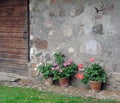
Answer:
48;30;55;36
44;19;54;28
105;63;120;72
68;47;74;53
49;0;84;17
107;72;120;90
30;0;120;90
49;7;61;17
28;63;40;78
62;24;73;37
70;5;84;17
34;38;48;49
92;24;103;35
111;73;120;82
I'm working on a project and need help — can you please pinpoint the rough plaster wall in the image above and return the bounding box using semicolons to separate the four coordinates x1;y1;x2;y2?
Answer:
29;0;120;90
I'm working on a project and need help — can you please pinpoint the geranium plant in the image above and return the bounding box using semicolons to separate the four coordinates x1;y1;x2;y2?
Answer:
76;58;107;84
38;63;53;79
52;52;78;80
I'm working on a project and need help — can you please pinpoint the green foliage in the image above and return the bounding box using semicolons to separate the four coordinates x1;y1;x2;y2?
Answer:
38;64;53;79
54;52;64;65
81;63;107;84
52;63;78;80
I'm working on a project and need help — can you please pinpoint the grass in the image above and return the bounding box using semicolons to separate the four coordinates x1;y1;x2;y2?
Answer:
0;85;119;103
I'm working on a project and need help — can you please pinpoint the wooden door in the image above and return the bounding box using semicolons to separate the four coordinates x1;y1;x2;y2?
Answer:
0;0;29;75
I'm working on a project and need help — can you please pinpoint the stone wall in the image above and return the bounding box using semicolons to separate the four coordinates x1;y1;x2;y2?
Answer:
29;0;120;90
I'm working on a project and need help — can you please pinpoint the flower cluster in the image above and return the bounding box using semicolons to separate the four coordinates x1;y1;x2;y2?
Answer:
37;52;78;80
75;57;106;84
63;59;73;67
75;73;84;79
51;58;73;73
51;52;78;80
51;63;61;72
76;57;95;80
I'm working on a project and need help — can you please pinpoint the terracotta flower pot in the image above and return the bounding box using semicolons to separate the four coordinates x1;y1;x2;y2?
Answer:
59;78;69;87
89;81;102;92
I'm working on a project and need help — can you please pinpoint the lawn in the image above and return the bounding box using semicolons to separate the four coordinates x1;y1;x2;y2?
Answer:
0;85;119;103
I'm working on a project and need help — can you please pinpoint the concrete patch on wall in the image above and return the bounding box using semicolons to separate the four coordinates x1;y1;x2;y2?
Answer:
80;40;102;55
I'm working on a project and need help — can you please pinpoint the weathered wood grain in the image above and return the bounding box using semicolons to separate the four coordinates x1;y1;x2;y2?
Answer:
0;0;29;75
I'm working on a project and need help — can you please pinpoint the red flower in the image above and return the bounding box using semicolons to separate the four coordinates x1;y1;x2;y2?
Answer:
75;73;84;79
78;64;83;69
89;57;95;62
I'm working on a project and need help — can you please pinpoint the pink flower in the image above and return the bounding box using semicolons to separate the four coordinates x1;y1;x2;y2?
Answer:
59;69;63;73
75;73;84;79
54;63;58;67
89;57;95;62
63;62;68;66
78;64;83;69
51;67;55;70
56;66;60;70
67;62;71;65
68;59;73;64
